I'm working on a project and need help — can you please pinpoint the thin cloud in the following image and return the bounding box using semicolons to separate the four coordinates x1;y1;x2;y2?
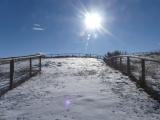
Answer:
32;24;45;31
32;27;45;31
34;24;41;27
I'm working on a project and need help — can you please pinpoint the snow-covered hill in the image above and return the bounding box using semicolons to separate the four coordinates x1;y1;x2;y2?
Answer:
0;58;160;120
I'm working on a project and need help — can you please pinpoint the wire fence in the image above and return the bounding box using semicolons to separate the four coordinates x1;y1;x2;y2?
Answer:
0;54;42;96
0;53;103;96
104;55;160;101
45;53;103;59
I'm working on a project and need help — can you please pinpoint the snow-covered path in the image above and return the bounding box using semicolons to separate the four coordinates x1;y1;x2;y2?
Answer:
0;58;160;120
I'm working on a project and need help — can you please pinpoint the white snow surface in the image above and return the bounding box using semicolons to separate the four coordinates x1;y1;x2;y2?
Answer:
0;58;160;120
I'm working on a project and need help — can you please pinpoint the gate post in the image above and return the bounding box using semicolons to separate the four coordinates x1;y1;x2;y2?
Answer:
10;59;14;89
29;58;32;77
141;59;146;85
119;57;122;70
39;56;41;71
127;57;131;75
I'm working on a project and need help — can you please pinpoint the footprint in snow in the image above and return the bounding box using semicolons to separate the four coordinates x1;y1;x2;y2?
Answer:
83;98;95;102
100;89;108;92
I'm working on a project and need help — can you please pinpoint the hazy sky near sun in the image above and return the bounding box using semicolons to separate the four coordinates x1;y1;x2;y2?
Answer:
0;0;160;57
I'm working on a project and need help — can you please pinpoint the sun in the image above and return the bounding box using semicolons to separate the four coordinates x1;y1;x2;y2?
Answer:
84;12;102;30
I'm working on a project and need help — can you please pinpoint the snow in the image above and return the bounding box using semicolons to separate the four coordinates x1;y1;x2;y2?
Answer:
0;58;160;120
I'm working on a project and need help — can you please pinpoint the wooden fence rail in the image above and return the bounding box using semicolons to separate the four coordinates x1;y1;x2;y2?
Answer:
104;55;160;101
0;54;42;96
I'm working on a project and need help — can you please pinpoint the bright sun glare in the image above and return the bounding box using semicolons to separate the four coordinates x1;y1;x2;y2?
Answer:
84;12;102;30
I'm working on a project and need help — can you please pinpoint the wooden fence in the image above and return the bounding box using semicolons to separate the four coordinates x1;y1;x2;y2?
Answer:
104;55;160;101
0;54;42;96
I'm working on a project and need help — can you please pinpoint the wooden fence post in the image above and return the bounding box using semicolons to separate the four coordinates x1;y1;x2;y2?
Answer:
112;58;114;66
29;58;32;77
39;56;41;71
10;59;14;89
115;58;117;68
141;59;145;85
120;57;122;69
112;58;115;67
111;58;113;66
127;57;131;75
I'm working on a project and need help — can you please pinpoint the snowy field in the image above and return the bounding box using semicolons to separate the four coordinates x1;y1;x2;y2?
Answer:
0;58;160;120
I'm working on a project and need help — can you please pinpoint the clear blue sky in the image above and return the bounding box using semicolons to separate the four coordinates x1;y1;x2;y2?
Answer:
0;0;160;57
